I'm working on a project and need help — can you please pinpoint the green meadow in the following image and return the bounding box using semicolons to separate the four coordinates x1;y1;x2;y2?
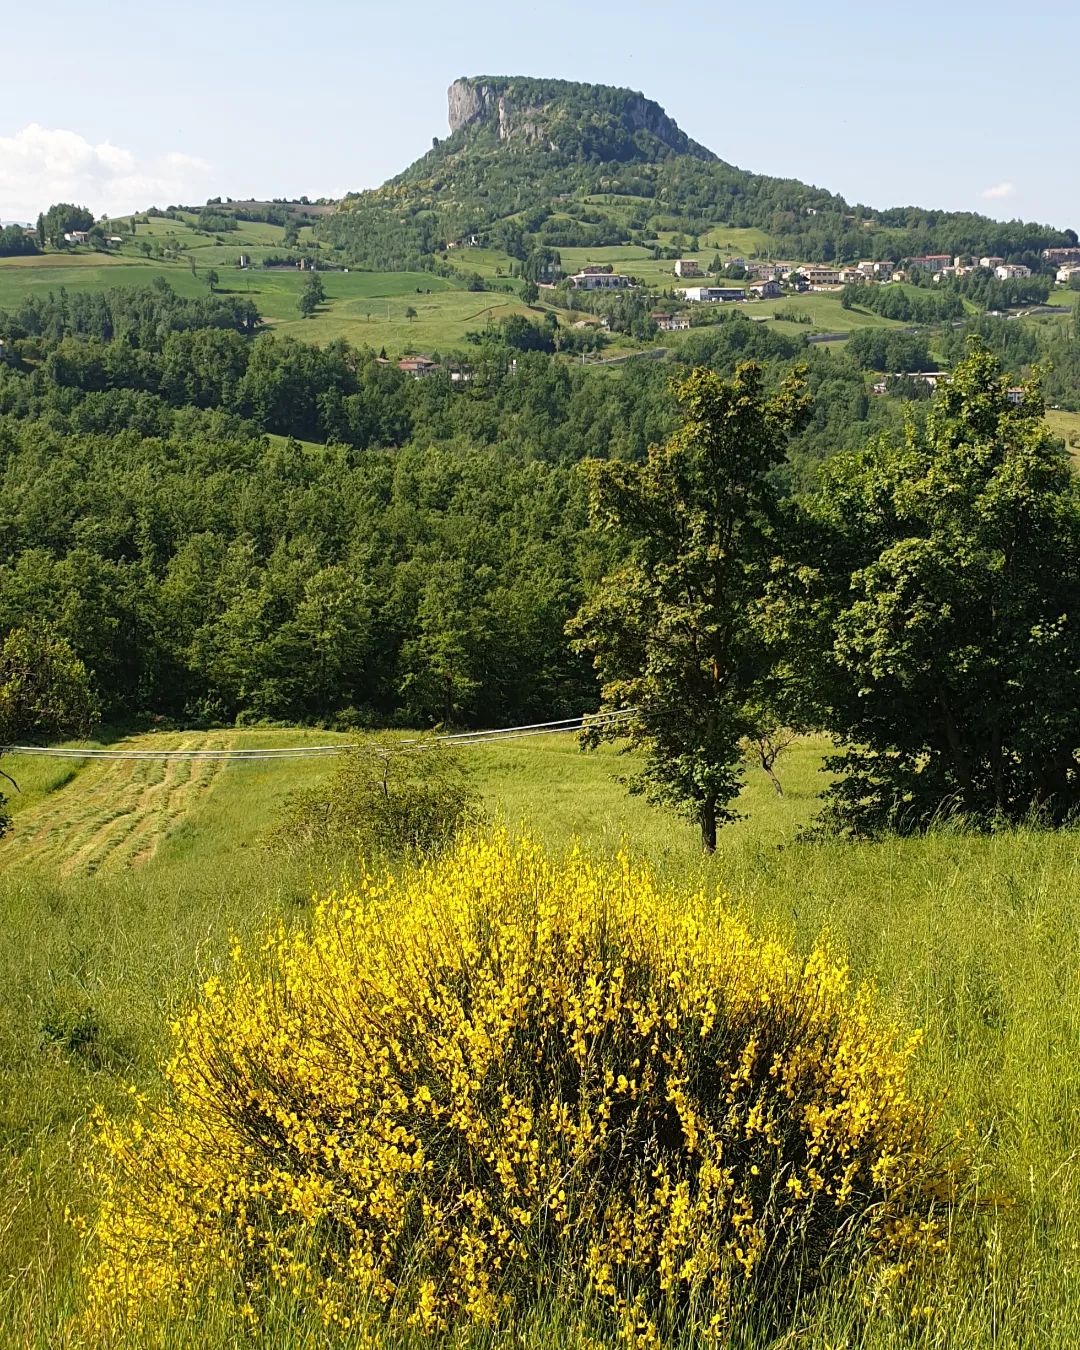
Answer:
2;730;1080;1344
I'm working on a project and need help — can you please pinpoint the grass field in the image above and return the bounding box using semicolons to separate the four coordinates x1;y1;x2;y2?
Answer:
3;727;1080;1344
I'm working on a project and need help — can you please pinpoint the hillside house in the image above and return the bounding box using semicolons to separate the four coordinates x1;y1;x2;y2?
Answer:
1043;247;1080;264
570;271;632;290
907;254;952;274
651;310;690;331
800;265;844;286
1057;264;1080;284
748;279;782;299
681;286;745;303
673;259;702;278
398;356;439;378
1006;386;1026;404
63;231;90;244
978;256;1005;269
995;263;1031;279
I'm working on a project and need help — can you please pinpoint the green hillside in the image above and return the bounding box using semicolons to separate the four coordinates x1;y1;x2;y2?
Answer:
316;75;1073;272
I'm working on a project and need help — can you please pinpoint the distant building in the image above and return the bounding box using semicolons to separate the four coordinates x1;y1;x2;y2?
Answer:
63;231;90;244
995;263;1031;279
979;255;1005;269
651;310;690;331
907;254;952;273
680;286;745;303
1057;264;1080;284
238;254;250;268
1042;247;1080;264
1006;385;1026;404
673;259;702;278
398;356;439;378
800;265;844;286
570;271;632;290
748;278;782;299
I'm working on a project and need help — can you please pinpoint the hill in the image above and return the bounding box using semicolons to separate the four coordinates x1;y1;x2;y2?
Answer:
317;74;1073;271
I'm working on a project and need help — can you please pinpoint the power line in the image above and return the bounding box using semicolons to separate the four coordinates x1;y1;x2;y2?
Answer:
0;709;637;763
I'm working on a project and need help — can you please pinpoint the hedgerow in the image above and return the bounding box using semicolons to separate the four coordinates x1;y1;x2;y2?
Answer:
85;834;946;1341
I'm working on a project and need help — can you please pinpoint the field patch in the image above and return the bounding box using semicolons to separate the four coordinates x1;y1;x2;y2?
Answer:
4;733;235;875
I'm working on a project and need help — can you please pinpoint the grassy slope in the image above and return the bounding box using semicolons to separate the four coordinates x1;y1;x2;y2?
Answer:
3;730;1080;1343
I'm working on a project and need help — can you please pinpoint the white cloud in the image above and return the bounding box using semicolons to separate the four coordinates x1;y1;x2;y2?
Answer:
0;124;215;221
981;181;1015;201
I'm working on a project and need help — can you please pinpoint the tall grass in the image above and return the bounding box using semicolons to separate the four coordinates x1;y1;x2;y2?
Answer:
2;733;1079;1344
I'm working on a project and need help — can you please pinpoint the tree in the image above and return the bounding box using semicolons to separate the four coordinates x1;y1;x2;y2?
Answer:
569;363;811;852
297;271;325;318
206;268;219;293
404;305;418;320
792;341;1080;833
0;626;99;838
42;203;94;247
520;280;540;306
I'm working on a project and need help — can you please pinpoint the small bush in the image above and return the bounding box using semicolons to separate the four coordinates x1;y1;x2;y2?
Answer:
86;835;946;1341
274;734;480;859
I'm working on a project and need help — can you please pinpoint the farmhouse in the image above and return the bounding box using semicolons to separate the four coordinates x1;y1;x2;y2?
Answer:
651;310;690;331
570;271;633;290
748;279;782;299
673;259;702;278
906;254;952;274
1057;265;1080;284
800;265;844;286
995;263;1031;279
680;286;745;303
63;231;90;244
398;356;439;378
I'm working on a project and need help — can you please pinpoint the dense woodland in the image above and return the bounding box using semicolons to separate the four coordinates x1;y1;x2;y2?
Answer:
2;273;1077;739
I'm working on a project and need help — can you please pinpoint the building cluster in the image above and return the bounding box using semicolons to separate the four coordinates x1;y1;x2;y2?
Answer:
906;255;1035;283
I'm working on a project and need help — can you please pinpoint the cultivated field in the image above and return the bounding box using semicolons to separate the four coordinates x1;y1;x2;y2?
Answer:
2;730;1080;1344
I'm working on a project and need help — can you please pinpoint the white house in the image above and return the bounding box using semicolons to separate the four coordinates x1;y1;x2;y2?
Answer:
63;230;90;244
979;256;1005;269
748;279;782;299
673;259;702;278
680;286;745;303
570;271;633;290
1057;264;1080;284
995;263;1031;280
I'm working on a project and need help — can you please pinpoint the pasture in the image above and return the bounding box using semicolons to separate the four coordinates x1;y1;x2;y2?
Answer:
0;242;537;354
2;728;1080;1344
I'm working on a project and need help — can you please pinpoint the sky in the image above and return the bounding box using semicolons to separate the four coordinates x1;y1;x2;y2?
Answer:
2;0;1077;228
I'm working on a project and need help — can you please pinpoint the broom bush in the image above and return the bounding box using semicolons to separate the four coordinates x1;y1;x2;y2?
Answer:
85;833;946;1342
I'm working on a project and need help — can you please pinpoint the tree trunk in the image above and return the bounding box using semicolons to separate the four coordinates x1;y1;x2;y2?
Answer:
763;763;784;797
700;797;717;854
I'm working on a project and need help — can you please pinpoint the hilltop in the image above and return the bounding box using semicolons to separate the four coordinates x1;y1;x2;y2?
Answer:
316;74;1072;271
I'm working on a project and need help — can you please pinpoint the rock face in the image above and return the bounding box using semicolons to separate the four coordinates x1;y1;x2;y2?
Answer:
447;79;549;147
446;76;716;160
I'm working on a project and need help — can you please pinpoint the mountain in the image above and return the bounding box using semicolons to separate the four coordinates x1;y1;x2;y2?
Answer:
315;76;1070;271
442;77;717;162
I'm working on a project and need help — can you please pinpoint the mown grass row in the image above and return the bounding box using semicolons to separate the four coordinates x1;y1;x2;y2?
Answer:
1;734;1079;1344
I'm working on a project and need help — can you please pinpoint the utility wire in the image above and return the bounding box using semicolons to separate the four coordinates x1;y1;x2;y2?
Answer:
0;709;638;763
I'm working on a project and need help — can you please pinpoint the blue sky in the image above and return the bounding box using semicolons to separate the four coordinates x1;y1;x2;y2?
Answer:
2;0;1076;227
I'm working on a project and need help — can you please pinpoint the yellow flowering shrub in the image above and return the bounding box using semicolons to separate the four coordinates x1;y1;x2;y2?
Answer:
86;833;942;1340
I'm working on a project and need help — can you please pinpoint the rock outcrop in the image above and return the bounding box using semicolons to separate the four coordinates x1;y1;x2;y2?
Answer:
446;76;716;161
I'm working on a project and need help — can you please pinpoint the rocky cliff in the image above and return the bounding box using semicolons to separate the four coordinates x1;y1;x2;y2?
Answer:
446;76;717;161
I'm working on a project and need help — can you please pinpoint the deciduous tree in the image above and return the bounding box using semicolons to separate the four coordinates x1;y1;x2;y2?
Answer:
569;363;810;852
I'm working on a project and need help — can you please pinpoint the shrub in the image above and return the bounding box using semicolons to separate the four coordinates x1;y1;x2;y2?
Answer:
86;835;945;1341
274;734;480;859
